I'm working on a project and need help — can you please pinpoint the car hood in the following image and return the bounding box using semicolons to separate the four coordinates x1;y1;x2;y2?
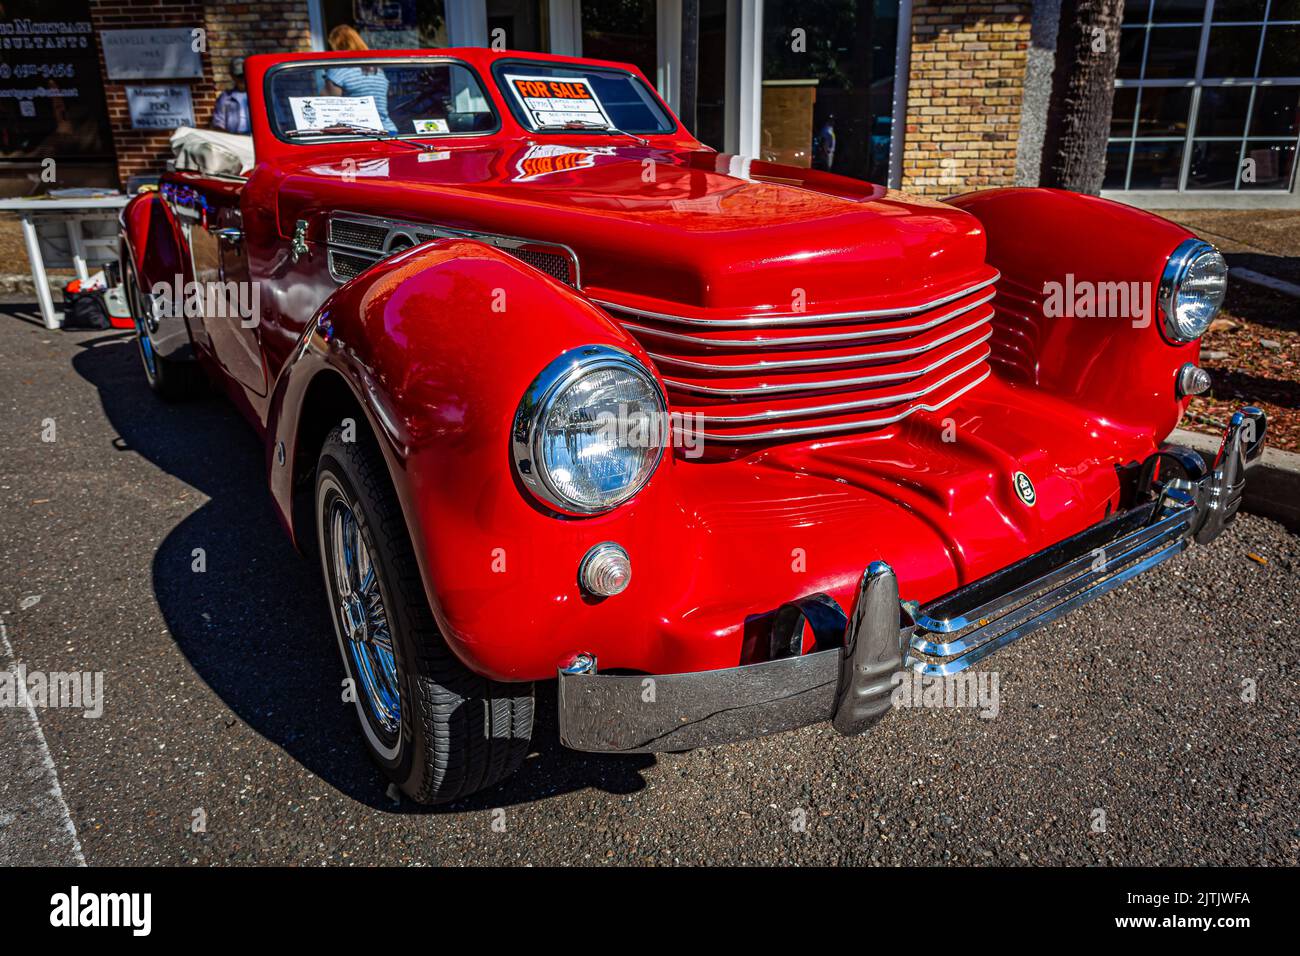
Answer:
276;142;989;313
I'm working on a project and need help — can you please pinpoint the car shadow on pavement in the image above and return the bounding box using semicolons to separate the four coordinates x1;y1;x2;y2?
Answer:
71;334;654;813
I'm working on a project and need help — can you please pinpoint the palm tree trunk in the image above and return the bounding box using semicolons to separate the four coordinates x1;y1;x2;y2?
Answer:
1041;0;1125;194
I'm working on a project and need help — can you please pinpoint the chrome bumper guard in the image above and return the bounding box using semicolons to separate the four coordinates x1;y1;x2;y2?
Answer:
558;408;1266;754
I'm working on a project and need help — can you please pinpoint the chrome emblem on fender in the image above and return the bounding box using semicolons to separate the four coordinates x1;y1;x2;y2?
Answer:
1013;471;1036;507
291;219;308;263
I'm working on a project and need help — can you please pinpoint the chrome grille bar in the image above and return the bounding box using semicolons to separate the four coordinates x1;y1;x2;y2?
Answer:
697;367;990;442
664;329;992;398
593;272;1001;329
696;349;991;424
647;312;993;373
618;290;997;348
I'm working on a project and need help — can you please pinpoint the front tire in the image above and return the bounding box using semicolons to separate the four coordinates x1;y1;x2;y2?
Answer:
315;426;534;805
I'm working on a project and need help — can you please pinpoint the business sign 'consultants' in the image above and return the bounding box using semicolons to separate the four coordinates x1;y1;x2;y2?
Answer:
125;85;194;130
102;28;202;80
0;2;114;165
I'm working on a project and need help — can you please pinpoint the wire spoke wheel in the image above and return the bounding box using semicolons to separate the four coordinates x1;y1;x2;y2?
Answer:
324;492;401;742
315;425;534;802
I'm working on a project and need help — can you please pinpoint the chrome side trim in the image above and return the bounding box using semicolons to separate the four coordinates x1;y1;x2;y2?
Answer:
619;291;997;348
592;272;1000;329
698;348;991;425
647;311;993;373
666;328;993;397
699;366;990;442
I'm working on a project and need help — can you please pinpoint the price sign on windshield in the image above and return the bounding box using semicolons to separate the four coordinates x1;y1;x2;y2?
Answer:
503;74;615;130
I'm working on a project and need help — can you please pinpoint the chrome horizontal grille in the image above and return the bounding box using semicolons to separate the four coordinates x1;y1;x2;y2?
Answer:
601;271;1000;444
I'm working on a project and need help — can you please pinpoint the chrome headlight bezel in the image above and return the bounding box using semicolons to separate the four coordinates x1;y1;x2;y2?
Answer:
1159;238;1227;343
512;344;667;516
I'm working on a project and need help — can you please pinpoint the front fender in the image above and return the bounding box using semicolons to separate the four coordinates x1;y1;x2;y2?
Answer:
267;239;683;681
947;187;1198;442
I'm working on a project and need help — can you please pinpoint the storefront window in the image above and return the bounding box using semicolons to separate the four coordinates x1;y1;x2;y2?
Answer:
694;0;729;150
1108;0;1300;191
581;0;658;83
760;0;898;183
0;0;116;189
488;0;550;51
320;0;449;49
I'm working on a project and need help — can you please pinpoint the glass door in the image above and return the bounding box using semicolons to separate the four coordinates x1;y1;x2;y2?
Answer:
760;0;900;182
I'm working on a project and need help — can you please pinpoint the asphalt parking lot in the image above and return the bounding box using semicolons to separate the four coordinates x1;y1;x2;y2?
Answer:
2;303;1298;866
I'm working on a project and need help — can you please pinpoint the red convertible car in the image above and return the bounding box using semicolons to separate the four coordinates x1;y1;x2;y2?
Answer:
120;48;1265;804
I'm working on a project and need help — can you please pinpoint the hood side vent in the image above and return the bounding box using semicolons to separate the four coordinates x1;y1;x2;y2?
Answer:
326;213;579;288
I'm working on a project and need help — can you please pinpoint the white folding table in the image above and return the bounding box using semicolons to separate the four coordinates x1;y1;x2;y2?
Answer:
0;195;130;330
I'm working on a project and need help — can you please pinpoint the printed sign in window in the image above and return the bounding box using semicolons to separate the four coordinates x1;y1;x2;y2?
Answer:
288;95;383;132
503;74;614;130
125;85;194;130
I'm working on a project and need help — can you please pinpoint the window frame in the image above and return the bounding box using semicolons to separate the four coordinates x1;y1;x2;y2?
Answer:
262;56;502;146
1109;0;1300;192
488;57;680;135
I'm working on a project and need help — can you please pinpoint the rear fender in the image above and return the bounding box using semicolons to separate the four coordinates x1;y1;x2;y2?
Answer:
119;191;198;362
947;187;1199;441
120;191;193;295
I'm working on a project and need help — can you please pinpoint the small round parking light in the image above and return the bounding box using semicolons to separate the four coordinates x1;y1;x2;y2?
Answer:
579;542;631;598
1177;363;1212;397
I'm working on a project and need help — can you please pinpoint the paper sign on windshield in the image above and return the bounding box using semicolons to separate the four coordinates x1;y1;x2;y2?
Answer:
289;95;383;132
503;74;614;130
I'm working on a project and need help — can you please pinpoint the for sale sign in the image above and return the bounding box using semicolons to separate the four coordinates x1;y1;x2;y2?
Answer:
503;74;614;130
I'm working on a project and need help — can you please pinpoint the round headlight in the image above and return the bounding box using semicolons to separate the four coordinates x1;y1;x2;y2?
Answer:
513;345;667;515
1160;238;1227;342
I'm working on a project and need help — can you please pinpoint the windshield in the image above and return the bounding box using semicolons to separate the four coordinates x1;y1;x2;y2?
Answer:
492;61;676;135
266;59;497;141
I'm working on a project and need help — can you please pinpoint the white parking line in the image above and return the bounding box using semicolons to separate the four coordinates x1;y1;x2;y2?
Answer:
0;619;86;867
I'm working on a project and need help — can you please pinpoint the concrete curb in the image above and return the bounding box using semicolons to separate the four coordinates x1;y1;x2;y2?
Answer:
1169;427;1300;532
1229;267;1300;299
0;273;64;297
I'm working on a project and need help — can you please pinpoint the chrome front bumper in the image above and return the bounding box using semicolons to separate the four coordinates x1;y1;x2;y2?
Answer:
558;408;1267;754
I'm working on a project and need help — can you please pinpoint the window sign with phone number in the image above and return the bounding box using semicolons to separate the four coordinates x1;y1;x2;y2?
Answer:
503;74;614;129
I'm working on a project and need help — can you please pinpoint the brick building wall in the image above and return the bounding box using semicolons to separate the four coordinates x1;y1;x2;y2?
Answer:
89;0;217;185
89;0;313;185
205;1;314;95
901;2;1033;197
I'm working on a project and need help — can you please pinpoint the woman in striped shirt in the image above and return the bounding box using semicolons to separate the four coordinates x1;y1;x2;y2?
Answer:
323;25;398;134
